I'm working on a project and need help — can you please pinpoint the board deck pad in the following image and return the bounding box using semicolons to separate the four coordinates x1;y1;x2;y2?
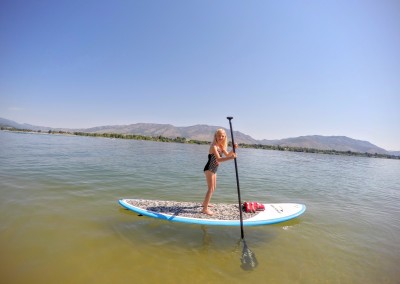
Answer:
119;199;306;226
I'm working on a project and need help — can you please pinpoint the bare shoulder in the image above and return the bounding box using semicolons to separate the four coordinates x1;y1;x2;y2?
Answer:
210;145;220;155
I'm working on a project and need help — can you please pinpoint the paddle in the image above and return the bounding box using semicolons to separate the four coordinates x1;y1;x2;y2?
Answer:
227;117;258;270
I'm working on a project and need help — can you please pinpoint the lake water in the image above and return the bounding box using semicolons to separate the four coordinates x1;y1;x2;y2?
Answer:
0;131;399;283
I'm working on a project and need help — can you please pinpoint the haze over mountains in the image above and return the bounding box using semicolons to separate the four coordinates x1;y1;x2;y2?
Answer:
1;117;399;156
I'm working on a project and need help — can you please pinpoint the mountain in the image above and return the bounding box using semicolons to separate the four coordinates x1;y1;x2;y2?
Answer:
1;117;398;156
82;123;259;144
260;135;389;154
0;117;51;131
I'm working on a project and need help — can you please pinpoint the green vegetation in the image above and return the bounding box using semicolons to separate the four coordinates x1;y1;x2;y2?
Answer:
71;131;208;145
236;143;399;159
0;127;209;145
1;126;399;160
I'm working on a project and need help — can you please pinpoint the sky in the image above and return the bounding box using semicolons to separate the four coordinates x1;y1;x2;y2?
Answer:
1;0;399;150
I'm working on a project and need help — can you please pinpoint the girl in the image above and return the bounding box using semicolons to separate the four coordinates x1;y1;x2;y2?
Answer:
202;129;237;215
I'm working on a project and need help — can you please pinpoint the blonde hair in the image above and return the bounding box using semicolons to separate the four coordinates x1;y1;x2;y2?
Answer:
213;129;228;150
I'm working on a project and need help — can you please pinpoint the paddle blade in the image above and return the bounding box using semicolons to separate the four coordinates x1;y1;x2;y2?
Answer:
240;239;258;271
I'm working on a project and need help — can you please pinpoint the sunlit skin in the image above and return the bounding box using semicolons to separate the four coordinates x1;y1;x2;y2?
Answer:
202;129;237;215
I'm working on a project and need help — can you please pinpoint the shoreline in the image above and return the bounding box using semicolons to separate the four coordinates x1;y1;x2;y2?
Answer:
1;127;399;160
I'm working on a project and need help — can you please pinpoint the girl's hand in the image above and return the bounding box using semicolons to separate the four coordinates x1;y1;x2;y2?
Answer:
233;143;238;149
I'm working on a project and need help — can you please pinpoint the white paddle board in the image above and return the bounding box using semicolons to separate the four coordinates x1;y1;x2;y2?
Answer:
118;199;306;226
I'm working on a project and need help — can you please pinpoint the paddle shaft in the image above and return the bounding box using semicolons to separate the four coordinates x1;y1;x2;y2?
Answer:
227;117;244;239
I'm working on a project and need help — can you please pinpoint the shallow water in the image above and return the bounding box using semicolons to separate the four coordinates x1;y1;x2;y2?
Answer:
1;131;399;283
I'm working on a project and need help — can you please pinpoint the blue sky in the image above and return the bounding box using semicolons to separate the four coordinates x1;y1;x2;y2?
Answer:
1;0;399;150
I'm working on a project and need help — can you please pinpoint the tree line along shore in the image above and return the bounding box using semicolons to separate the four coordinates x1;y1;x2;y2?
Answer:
2;127;399;160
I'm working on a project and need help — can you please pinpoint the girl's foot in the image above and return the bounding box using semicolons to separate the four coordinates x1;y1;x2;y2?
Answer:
202;209;214;216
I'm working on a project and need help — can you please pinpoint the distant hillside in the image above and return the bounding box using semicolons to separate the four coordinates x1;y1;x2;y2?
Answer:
0;117;51;131
1;117;398;156
261;135;389;155
81;123;259;144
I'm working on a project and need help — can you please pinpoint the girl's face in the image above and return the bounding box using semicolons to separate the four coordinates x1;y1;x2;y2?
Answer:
216;132;226;142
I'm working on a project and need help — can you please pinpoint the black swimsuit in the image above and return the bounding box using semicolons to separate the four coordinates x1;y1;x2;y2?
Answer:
204;148;223;173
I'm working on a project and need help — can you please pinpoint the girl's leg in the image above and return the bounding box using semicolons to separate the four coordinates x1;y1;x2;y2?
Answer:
202;171;216;215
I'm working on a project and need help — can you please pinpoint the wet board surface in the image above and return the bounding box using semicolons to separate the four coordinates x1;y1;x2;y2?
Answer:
118;199;306;226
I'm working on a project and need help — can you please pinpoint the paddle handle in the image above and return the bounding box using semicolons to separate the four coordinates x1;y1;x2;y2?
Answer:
227;117;244;239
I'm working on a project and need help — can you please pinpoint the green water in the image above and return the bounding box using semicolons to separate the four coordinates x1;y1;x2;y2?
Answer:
0;131;399;283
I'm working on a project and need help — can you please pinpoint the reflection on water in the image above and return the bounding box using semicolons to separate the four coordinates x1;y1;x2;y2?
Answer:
200;226;213;253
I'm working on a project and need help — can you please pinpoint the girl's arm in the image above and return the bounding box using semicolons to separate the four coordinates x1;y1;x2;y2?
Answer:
222;143;238;158
214;145;237;162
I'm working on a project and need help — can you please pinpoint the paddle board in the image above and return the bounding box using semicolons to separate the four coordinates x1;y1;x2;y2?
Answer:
118;199;306;226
